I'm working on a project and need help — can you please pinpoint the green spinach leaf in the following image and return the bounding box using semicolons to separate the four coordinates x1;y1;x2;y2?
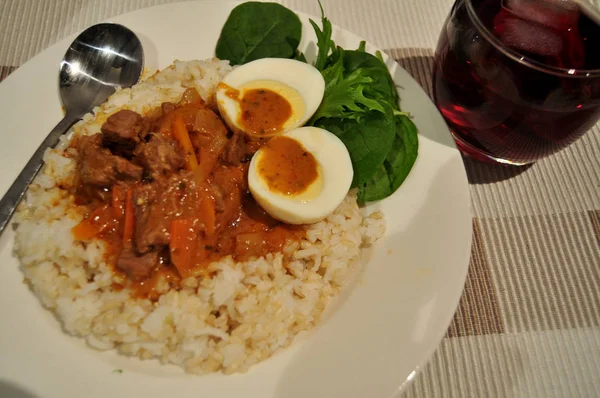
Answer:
357;115;418;202
314;106;397;187
215;2;302;65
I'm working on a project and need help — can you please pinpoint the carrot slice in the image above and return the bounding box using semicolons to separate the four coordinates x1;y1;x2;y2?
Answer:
172;113;198;171
72;205;115;241
122;188;135;247
169;218;199;278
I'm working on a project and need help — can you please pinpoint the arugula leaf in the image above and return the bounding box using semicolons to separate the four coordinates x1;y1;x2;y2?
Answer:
320;48;344;90
314;106;396;187
215;2;302;65
357;115;418;203
309;51;386;123
309;7;335;70
309;19;334;71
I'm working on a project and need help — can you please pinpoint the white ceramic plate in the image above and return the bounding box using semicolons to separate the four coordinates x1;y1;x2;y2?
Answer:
0;2;472;397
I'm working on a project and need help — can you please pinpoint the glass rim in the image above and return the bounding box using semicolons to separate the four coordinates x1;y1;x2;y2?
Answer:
465;0;600;78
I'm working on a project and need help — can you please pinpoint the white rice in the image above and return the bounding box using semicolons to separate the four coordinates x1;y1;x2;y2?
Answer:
12;58;386;374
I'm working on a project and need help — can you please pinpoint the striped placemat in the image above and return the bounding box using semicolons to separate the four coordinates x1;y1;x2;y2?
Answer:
387;46;600;397
1;0;599;396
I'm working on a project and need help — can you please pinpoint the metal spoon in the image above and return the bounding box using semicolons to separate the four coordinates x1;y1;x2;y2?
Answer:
0;23;143;234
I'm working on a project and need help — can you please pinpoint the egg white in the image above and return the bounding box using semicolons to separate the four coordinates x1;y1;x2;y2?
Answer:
248;127;354;225
216;58;325;137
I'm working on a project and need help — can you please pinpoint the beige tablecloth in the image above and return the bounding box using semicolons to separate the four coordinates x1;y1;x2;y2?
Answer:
1;0;599;396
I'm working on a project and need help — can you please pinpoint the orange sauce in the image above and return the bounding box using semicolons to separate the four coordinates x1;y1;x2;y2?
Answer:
238;89;292;136
71;88;305;301
218;82;240;100
257;136;318;196
213;196;304;260
218;83;293;136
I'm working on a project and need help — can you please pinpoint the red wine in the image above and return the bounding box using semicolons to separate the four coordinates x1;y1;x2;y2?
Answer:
433;0;600;164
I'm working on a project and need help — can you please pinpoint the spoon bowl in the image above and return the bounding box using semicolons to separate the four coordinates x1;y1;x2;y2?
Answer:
0;23;143;233
60;23;143;115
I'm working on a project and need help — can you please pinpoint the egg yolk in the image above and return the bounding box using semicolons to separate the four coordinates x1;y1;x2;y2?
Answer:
239;89;292;136
257;136;322;197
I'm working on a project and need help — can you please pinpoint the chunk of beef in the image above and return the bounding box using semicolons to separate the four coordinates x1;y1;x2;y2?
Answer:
77;134;143;187
116;248;159;281
101;110;149;155
134;171;200;253
221;131;247;166
193;108;228;136
135;134;184;180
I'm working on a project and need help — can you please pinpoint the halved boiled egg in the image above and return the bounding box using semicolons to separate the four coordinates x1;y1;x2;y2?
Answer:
216;58;325;138
248;126;353;225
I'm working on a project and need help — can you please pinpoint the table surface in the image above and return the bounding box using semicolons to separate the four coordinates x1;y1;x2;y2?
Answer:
1;0;599;396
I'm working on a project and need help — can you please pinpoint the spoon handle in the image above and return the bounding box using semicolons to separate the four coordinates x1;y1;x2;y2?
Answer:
0;113;81;234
